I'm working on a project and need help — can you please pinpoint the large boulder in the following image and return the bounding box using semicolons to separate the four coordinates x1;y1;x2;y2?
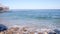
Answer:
0;24;8;32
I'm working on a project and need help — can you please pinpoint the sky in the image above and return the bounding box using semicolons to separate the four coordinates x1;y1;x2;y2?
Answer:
0;0;60;9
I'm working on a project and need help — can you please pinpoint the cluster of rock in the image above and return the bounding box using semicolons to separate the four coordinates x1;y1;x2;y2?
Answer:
0;25;60;34
0;4;9;12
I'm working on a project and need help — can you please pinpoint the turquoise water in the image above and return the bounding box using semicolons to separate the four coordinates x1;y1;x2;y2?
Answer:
0;9;60;29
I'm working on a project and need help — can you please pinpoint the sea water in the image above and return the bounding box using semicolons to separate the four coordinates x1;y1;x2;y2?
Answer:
0;9;60;29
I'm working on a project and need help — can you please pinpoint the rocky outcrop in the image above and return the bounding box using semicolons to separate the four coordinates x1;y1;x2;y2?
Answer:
0;4;9;13
0;7;3;11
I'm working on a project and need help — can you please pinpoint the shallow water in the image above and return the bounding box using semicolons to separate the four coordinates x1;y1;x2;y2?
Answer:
0;9;60;29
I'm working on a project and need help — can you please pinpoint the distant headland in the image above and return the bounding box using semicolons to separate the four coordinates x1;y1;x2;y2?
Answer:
0;3;9;13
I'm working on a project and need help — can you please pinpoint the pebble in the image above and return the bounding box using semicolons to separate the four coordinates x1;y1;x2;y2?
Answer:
0;25;59;34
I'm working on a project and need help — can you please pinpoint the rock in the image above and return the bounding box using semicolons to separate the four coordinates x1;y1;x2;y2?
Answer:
29;32;35;34
48;32;56;34
0;7;3;11
9;25;20;31
38;32;43;34
0;4;9;12
6;30;13;34
0;32;5;34
44;32;48;34
0;24;8;32
54;29;60;34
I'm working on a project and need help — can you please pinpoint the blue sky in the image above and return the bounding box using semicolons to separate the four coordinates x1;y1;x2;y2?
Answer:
0;0;60;9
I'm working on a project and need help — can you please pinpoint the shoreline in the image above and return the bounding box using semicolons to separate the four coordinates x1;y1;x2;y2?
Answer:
0;25;60;34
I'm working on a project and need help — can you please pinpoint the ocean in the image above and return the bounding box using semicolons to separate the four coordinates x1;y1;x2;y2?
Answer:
0;9;60;29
